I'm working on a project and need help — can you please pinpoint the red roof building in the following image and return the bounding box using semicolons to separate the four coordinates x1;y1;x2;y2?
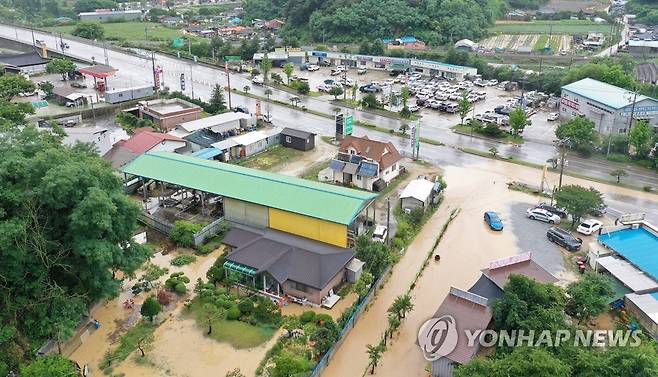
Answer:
104;128;186;168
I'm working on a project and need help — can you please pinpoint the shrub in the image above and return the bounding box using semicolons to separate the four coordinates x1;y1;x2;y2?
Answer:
157;289;173;306
227;305;241;320
170;220;203;248
238;299;254;315
165;272;190;295
142;264;168;282
140;296;162;321
297;81;310;95
170;254;197;266
299;310;316;324
644;186;654;192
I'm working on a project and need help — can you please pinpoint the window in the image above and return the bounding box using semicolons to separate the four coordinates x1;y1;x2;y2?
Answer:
391;163;397;171
290;281;309;293
356;175;361;181
285;136;292;143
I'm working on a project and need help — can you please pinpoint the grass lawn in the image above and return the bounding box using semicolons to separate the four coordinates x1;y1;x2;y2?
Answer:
237;145;303;171
533;35;549;51
301;159;331;181
101;320;157;371
187;299;277;349
490;20;612;34
452;124;523;144
44;21;188;42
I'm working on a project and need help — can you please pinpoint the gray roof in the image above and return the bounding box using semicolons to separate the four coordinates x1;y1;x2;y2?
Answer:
468;274;503;305
224;224;354;289
281;127;315;139
0;51;48;67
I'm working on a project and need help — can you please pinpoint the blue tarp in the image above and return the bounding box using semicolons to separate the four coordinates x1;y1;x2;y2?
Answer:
191;148;222;160
598;227;658;281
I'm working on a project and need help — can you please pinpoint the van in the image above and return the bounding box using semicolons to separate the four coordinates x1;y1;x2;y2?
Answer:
444;103;458;113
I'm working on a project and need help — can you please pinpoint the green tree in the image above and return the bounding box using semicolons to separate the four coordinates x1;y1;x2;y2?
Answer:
283;63;294;85
566;272;613;324
165;272;191;294
355;236;390;277
389;294;414;319
400;86;410;108
140;296;162;322
202;303;224;335
226;368;246;377
297;81;310;95
170;220;203;248
629;120;653;158
489;146;499;158
387;313;400;339
0;74;35;100
264;88;273;100
555;185;604;227
366;342;385;374
243;85;251;94
271;352;310;377
456;347;571;377
329;86;344;100
260;56;273;83
351;83;359;101
19;355;77;377
457;92;472;125
72;22;105;40
555;117;598;153
38;80;54;96
46;58;76;81
208;84;227;114
361;93;382;109
399;124;409;135
354;271;374;298
609;168;628;183
74;0;117;13
509;107;531;136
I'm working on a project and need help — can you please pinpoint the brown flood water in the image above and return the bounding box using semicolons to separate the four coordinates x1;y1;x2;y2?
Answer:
322;158;658;377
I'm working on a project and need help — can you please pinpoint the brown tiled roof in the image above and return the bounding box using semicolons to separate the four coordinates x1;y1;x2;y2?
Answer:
338;135;401;169
432;287;492;364
482;259;558;289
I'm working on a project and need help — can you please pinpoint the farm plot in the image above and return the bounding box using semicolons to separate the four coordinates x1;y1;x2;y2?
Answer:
478;33;573;55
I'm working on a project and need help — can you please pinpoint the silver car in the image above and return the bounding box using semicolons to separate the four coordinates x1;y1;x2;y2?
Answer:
526;208;561;224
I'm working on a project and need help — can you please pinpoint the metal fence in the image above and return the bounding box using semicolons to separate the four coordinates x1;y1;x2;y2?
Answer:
138;213;173;236
310;264;393;377
192;217;225;246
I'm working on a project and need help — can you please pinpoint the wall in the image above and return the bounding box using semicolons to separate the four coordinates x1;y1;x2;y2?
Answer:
282;269;346;304
381;163;400;183
268;208;347;248
401;196;425;212
224;197;269;228
432;357;456;377
624;297;658;339
149;140;186;153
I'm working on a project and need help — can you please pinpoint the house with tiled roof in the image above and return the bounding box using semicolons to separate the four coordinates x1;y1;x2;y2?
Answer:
103;128;185;168
329;135;402;191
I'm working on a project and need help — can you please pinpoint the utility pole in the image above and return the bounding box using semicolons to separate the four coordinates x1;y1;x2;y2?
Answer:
225;62;233;109
31;28;35;46
151;51;157;91
386;198;391;245
558;146;566;190
190;64;195;99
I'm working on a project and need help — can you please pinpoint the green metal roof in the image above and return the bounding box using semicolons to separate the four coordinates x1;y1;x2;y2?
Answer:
122;152;377;225
223;260;257;276
561;78;656;110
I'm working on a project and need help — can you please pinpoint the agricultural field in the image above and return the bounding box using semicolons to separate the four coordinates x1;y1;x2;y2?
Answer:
44;21;187;42
489;20;612;34
479;33;571;54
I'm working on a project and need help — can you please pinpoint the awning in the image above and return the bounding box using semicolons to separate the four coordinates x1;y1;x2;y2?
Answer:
191;147;222;160
79;64;117;79
223;260;257;276
597;256;658;292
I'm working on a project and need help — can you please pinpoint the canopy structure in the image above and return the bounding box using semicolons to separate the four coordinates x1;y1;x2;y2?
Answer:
79;64;117;79
223;260;257;276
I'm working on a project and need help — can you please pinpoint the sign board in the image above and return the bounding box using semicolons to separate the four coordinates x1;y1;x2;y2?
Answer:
344;115;353;136
224;55;241;62
172;38;185;48
335;113;344;137
180;73;185;91
488;252;532;270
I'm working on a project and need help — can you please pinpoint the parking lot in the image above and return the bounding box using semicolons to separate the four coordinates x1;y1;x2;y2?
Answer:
266;65;560;143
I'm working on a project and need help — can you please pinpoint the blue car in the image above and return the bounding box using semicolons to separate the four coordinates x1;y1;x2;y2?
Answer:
484;211;504;231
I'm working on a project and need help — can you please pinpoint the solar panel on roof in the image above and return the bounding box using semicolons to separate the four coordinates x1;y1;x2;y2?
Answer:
358;162;378;177
350;155;364;164
329;159;346;171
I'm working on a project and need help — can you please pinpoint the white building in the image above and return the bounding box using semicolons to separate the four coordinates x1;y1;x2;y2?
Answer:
79;9;143;21
400;178;436;211
61;127;113;156
560;78;658;134
211;127;281;161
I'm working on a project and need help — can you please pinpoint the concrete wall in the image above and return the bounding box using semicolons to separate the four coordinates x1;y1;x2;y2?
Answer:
268;208;348;248
224;197;269;228
625;297;658;339
283;269;345;304
401;197;425;212
149;140;186;153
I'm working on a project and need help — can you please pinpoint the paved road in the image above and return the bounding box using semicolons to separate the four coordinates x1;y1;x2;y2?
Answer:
0;25;658;197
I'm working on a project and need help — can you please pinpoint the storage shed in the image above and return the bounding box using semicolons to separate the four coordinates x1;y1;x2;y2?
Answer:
400;178;435;211
281;127;316;151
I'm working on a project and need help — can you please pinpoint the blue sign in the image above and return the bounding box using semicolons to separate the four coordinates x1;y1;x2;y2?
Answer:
312;51;328;57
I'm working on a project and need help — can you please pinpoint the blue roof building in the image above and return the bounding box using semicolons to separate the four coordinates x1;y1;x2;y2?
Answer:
559;78;658;134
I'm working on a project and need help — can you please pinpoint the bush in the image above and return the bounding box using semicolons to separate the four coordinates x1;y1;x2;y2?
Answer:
170;254;197;266
165;272;190;295
170;220;203;248
297;81;310;95
140;296;161;321
238;299;254;315
227;305;241;320
299;310;316;324
157;289;173;306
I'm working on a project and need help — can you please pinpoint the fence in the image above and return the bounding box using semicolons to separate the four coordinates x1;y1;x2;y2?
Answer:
309;264;393;377
192;217;225;246
138;212;173;236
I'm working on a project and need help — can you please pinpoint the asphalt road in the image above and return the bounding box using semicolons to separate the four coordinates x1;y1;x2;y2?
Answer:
2;24;657;222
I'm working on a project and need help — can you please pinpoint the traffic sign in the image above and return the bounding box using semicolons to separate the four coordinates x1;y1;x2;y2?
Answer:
344;115;353;136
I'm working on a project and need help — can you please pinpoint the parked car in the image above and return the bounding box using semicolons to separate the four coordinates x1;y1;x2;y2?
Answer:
576;219;603;235
526;208;561;224
547;227;582;251
547;112;559;121
319;60;331;67
484;211;504;231
590;203;607;217
359;84;381;93
408;104;420;112
372;225;388;243
535;203;568;218
307;64;320;71
252;75;264;85
357;68;367;75
232;106;250;114
70;81;87;89
18;90;37;97
330;69;342;76
444;103;458;113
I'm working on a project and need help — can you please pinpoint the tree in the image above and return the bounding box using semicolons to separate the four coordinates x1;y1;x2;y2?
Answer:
283;63;294;85
0;74;35;100
489;146;499;158
389;294;414;319
74;0;117;13
170;220;202;248
260;56;272;83
400;86;410;108
165;272;191;294
555;117;598;153
609;169;628;183
555;185;604;227
225;369;246;377
566;272;613;324
46;58;76;81
399;124;409;135
366;343;384;374
208;84;227;113
351;83;359;101
629;120;653;158
19;355;77;377
243;85;250;94
72;22;105;40
387;313;400;339
271;353;310;377
140;297;162;322
361;93;381;109
329;86;344;100
456;347;571;377
38;81;54;96
355;236;390;278
457;92;472;125
509;107;531;136
137;332;154;357
264;88;273;100
354;271;374;298
202;303;224;335
297;81;310;95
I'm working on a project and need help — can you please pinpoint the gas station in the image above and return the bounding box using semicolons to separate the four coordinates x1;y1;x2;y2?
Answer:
78;64;117;92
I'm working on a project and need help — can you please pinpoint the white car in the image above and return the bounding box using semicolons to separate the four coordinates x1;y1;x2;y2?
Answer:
547;113;559;121
408;104;420;112
307;64;320;71
372;225;388;243
252;75;264;85
526;208;561;224
577;219;603;235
